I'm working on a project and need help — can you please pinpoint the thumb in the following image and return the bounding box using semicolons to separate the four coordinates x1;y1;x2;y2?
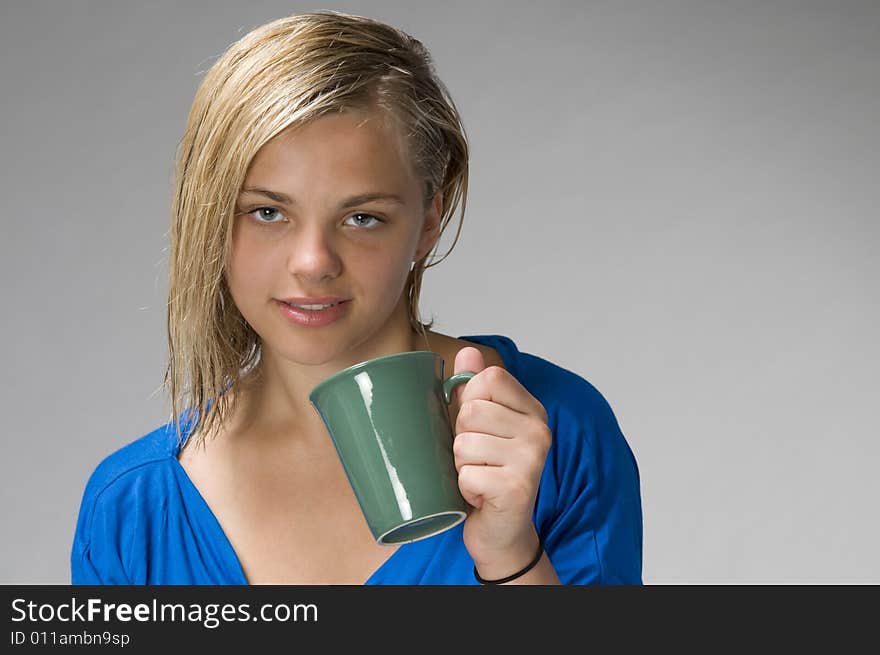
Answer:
451;346;485;407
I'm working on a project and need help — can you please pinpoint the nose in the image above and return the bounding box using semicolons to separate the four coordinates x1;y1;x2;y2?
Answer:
286;223;342;282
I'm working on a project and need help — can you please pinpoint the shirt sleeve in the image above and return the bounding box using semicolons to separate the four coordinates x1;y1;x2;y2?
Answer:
539;388;643;585
71;479;134;585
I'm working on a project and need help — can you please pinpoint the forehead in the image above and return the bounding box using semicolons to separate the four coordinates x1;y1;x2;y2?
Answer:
243;110;418;194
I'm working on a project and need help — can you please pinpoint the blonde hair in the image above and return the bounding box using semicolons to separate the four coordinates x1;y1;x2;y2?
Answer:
164;11;469;449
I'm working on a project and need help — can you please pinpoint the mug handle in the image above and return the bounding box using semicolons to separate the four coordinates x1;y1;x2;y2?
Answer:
442;371;476;405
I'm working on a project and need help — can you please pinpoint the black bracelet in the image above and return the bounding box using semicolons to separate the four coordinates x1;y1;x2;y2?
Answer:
474;537;544;585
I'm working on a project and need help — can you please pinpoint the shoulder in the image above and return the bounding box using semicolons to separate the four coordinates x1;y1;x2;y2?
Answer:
79;423;176;498
459;333;638;479
516;348;612;416
459;333;622;433
73;423;180;548
71;421;189;584
516;348;634;472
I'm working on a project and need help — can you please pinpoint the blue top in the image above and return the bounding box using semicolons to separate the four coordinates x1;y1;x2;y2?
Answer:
71;334;643;585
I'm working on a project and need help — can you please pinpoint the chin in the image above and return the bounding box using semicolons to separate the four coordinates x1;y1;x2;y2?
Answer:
271;335;356;366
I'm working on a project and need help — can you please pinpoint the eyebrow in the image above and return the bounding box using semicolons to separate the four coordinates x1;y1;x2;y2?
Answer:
239;187;406;209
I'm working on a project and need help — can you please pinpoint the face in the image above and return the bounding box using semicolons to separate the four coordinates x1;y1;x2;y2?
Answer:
225;110;441;369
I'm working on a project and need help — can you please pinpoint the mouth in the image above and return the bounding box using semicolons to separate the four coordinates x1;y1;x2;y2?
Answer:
275;298;351;326
277;297;350;310
281;300;345;310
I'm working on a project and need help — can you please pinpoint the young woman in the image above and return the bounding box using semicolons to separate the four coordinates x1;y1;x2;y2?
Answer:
71;11;643;585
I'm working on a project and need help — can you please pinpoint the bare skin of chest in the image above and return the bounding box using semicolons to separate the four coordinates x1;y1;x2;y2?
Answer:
180;434;402;584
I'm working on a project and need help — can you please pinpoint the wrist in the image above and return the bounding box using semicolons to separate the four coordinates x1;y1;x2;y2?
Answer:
473;530;543;584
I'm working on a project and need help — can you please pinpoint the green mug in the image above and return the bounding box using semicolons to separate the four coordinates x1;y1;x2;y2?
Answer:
309;350;475;545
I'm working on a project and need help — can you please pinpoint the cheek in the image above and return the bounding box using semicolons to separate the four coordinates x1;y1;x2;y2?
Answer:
354;248;411;294
226;239;276;299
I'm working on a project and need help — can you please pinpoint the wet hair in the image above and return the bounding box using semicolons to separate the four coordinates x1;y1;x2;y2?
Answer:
163;11;469;448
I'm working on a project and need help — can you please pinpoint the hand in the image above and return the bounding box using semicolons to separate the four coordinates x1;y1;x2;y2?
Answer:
450;347;553;578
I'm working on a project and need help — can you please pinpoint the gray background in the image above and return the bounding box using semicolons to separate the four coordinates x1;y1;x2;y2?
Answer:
1;0;877;584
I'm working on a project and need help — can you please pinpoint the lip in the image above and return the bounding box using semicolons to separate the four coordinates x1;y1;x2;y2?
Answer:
279;296;349;305
276;298;350;327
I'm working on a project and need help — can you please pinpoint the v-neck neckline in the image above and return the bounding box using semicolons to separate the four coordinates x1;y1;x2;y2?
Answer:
169;447;406;585
167;334;513;585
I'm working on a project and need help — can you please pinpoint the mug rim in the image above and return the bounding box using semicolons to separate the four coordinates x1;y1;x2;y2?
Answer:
309;349;441;401
376;510;467;545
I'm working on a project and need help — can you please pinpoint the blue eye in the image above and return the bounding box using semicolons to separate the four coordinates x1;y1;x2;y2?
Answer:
252;207;283;223
345;213;383;229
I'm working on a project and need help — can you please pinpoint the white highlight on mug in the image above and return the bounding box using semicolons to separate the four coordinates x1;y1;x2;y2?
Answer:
353;371;413;521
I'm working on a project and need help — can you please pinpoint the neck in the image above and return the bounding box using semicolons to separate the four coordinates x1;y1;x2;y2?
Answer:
220;298;435;449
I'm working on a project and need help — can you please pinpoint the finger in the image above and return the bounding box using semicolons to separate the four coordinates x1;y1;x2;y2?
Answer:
457;364;547;421
454;398;522;440
452;431;509;472
458;464;534;511
451;346;486;409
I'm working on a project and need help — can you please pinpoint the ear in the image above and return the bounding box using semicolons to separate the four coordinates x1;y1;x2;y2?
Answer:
413;191;444;262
